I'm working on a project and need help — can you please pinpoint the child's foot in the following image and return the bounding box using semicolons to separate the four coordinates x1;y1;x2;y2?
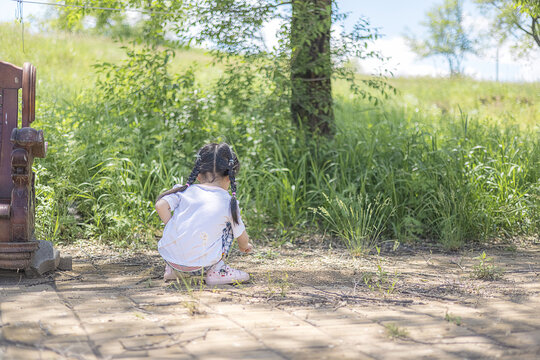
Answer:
163;264;178;281
205;260;249;285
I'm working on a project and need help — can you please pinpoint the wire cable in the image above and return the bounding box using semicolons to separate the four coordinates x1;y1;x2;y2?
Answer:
8;0;179;16
15;0;25;52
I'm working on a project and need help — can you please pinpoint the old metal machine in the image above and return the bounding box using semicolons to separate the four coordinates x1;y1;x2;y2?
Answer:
0;61;47;271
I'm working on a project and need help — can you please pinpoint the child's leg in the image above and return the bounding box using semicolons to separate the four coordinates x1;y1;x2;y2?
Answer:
162;224;232;281
205;222;249;285
221;222;235;258
167;261;202;272
163;260;210;281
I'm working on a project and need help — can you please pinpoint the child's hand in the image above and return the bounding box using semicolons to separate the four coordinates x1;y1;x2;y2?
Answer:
239;242;254;254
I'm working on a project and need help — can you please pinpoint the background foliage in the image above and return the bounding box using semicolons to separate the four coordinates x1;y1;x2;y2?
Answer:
476;0;540;56
405;0;477;76
1;19;539;252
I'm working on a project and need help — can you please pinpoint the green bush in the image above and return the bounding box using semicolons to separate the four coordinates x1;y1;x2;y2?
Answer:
2;24;536;249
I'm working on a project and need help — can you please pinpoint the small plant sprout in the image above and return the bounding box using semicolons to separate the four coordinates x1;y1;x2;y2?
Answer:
472;251;503;280
133;312;145;320
279;273;290;297
444;311;462;326
360;247;399;294
168;271;206;294
265;273;290;299
182;301;205;316
384;323;408;339
255;249;279;260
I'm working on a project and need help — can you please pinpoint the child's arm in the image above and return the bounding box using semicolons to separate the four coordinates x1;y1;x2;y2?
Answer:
155;199;172;225
237;231;253;253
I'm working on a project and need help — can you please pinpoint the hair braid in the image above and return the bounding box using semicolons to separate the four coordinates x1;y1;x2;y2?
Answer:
156;156;201;202
186;157;201;185
227;147;240;225
157;143;241;224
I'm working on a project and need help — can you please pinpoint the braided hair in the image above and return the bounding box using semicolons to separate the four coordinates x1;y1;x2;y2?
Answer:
225;145;240;225
156;143;241;224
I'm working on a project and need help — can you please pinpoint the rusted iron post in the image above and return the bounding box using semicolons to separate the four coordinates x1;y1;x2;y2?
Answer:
0;61;46;270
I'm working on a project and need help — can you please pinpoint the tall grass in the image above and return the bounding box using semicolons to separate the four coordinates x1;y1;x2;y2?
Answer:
1;23;538;249
314;193;394;254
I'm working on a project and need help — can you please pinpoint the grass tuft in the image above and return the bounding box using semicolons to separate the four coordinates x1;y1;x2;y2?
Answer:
384;323;409;339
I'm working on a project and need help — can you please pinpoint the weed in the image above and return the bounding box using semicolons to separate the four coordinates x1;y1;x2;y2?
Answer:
286;258;296;266
384;323;408;339
182;301;206;316
279;274;290;297
472;252;504;280
168;272;206;294
503;244;517;252
265;273;290;299
360;247;399;294
255;250;280;260
133;312;145;320
450;256;465;271
444;311;462;326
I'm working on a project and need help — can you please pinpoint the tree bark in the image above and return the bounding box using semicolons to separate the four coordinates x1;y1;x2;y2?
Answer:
290;0;334;136
531;16;540;47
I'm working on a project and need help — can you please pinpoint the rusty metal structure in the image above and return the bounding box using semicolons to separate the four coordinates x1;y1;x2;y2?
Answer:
0;61;47;270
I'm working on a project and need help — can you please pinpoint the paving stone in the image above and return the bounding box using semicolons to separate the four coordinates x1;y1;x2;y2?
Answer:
433;342;505;359
314;323;387;345
96;339;149;359
289;307;373;327
58;255;73;271
1;321;47;343
27;240;60;276
491;329;540;348
380;346;449;360
83;321;167;342
279;345;374;360
2;347;54;360
227;309;304;329
146;348;195;359
404;323;475;340
354;340;440;358
250;325;335;350
162;314;240;334
96;333;188;358
2;250;539;360
183;328;263;357
41;337;98;360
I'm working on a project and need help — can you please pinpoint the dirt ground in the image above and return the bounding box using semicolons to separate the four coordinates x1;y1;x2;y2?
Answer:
0;238;539;359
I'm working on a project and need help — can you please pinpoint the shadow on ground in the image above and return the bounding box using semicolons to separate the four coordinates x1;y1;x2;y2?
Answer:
1;240;539;359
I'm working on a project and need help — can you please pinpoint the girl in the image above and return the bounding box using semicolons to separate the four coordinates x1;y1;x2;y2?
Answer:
155;143;254;285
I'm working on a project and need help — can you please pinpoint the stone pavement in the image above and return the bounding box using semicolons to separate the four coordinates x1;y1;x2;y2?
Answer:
0;245;539;359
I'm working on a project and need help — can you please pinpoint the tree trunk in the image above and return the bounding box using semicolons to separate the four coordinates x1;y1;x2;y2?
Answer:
290;0;334;136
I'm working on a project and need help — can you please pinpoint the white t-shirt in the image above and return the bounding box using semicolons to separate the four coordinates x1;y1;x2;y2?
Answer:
158;184;246;267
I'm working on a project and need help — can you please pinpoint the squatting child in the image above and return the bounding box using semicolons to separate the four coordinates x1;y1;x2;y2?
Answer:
155;143;254;285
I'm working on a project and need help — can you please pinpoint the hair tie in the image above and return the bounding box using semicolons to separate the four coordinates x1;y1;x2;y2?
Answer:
186;183;190;187
232;192;236;196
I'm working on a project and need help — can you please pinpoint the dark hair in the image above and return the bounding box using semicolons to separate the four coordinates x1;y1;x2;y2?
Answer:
156;143;241;224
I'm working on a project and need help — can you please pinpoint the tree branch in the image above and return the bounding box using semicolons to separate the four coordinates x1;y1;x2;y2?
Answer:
514;17;534;37
532;16;540;47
